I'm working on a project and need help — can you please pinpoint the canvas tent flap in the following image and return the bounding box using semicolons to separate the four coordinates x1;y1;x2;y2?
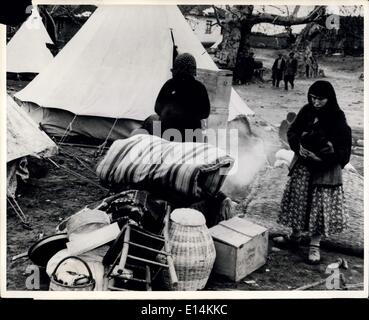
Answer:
22;101;142;141
7;7;54;74
7;95;58;162
16;5;253;125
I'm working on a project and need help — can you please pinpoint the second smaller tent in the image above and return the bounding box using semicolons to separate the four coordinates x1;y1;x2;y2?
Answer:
7;6;54;74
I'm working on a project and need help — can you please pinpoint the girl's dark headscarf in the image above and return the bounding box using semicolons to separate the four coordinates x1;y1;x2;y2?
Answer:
308;80;339;112
307;80;348;132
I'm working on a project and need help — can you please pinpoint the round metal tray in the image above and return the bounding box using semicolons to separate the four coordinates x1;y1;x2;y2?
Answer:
28;233;68;268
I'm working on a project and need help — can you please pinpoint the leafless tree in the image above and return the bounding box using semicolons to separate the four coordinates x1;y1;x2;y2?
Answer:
212;5;326;73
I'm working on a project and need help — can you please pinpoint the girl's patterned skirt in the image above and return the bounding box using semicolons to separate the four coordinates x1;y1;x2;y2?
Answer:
278;162;348;236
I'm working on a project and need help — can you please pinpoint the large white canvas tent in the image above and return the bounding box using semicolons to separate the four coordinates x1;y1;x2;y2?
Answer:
7;7;54;74
15;6;254;142
7;95;58;196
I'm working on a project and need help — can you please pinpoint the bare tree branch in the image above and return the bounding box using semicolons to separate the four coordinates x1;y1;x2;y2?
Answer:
339;5;363;16
211;5;223;27
63;6;83;26
292;5;301;17
49;5;58;15
265;5;287;15
225;5;242;20
252;5;325;26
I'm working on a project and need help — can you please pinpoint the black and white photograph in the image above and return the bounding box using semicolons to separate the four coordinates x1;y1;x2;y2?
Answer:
1;0;367;298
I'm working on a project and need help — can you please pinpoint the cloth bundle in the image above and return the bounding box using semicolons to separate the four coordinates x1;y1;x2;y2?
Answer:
96;134;234;200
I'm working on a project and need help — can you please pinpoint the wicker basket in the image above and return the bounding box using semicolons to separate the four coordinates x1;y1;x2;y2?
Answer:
164;209;216;291
49;256;95;291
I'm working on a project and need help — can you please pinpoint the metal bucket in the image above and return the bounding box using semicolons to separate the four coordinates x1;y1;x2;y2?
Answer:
49;256;95;291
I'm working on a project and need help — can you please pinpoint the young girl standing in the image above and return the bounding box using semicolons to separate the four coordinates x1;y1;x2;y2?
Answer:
278;80;352;264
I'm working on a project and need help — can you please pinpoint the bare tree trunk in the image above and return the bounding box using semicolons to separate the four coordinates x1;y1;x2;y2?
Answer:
216;21;254;84
233;23;253;83
294;22;323;77
215;5;254;69
215;14;242;69
294;22;323;51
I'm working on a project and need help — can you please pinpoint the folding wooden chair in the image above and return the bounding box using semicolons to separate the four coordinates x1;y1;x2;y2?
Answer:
105;205;177;291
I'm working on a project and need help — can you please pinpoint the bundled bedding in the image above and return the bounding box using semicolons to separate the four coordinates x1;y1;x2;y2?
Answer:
96;134;234;199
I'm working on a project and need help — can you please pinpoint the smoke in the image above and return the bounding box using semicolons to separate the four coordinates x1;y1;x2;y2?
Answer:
221;136;272;197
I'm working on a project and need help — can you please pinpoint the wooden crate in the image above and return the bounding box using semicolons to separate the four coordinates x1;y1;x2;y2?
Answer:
209;217;268;282
196;68;233;137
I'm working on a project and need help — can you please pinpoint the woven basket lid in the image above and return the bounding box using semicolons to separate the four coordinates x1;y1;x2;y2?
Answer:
170;208;205;226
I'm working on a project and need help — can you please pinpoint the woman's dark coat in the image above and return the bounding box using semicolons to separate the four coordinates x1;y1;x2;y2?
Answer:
287;82;352;186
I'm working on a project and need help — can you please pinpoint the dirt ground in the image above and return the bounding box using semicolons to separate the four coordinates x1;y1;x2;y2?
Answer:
6;53;364;292
6;147;364;292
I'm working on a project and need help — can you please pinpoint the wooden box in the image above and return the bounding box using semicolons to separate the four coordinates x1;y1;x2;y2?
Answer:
196;68;233;133
209;217;268;282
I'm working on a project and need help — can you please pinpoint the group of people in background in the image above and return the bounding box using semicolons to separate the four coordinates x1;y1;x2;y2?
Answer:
235;50;319;89
272;51;319;90
272;52;298;90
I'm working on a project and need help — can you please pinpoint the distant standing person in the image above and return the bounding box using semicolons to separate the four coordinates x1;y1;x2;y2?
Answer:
272;53;286;88
284;52;298;90
244;52;255;85
277;81;352;264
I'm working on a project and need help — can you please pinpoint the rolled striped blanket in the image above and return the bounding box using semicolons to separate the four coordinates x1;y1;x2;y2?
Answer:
96;134;234;199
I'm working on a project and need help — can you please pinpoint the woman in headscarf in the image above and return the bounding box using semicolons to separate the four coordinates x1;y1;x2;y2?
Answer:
277;80;352;264
154;53;210;142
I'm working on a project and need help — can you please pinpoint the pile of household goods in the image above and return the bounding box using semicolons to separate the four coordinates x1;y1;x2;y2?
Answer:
28;134;269;291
